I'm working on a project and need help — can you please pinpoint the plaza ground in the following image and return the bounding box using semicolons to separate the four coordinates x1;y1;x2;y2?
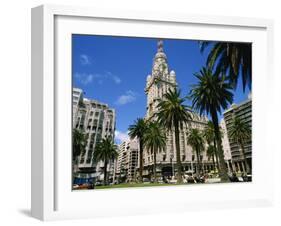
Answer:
94;180;224;189
95;183;177;189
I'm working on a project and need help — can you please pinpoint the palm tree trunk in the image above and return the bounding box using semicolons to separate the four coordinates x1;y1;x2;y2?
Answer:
213;138;220;171
196;149;201;176
212;155;215;170
210;109;229;182
139;140;143;182
153;147;157;182
199;152;203;174
174;122;183;183
239;141;250;174
103;160;108;186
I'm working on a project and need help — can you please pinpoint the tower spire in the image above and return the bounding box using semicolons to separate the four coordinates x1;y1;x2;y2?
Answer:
157;39;164;52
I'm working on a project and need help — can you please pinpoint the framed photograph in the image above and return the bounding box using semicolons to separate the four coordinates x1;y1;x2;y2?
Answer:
31;4;274;221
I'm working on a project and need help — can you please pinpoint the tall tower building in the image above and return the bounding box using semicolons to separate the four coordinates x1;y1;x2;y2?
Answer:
145;40;177;119
143;40;211;179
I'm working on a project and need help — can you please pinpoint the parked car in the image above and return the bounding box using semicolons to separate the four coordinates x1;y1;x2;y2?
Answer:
142;178;150;184
73;184;80;189
73;183;94;190
205;178;221;183
229;173;239;182
168;179;177;184
246;174;252;182
95;181;102;186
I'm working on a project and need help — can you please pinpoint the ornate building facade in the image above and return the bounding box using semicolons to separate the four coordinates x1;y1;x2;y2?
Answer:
142;40;214;179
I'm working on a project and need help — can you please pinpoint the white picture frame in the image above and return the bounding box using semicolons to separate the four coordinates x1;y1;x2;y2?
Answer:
31;4;274;221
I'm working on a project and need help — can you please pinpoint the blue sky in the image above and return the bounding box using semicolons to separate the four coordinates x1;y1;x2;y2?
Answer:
72;35;250;144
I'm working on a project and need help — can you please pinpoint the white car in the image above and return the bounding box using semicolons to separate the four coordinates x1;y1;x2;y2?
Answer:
205;178;221;183
72;184;79;189
168;179;178;184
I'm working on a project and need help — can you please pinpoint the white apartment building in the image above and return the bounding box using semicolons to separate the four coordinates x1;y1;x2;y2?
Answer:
73;89;116;182
220;119;233;172
223;94;252;173
142;40;213;179
72;87;83;124
114;138;139;183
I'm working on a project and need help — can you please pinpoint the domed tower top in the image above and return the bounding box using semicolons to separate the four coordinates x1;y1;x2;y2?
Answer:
154;39;167;60
152;39;168;77
154;39;167;61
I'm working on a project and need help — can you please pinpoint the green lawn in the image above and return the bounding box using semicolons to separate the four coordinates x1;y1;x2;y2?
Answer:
95;183;185;189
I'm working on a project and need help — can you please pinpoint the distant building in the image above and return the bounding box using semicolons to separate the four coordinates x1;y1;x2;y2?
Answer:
114;138;139;183
220;119;233;172
223;94;252;173
73;88;116;183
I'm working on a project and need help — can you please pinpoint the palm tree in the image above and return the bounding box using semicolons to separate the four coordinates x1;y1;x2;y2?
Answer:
228;116;251;174
72;129;88;182
206;145;216;171
189;67;233;182
203;121;221;170
143;121;166;182
186;128;205;176
93;137;118;185
128;118;148;182
199;41;252;91
156;88;192;183
73;129;87;164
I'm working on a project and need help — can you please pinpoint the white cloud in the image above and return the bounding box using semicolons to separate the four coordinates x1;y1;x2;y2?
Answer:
115;130;129;144
74;73;97;85
115;90;138;106
105;71;121;84
112;75;121;84
79;54;91;65
74;71;121;85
